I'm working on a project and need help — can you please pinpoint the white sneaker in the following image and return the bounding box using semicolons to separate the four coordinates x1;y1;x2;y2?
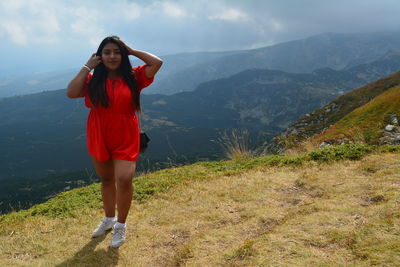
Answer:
110;224;126;248
92;217;117;238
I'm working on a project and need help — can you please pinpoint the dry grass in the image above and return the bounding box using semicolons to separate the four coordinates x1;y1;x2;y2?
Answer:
284;140;320;156
1;153;400;266
215;129;251;161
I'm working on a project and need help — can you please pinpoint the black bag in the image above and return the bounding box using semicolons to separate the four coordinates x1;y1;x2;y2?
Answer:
140;132;150;153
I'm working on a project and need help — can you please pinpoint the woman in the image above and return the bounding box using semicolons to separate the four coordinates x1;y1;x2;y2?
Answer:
67;35;162;248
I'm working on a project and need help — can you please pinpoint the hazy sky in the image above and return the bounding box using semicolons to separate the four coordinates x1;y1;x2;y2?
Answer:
1;0;400;75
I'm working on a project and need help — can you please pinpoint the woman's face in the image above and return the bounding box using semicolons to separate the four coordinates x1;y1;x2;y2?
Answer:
101;42;122;71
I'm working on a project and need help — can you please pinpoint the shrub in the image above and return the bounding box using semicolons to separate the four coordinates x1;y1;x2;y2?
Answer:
309;144;374;162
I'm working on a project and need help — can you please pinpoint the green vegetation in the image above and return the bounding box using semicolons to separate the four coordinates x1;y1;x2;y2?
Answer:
309;144;374;162
0;170;99;215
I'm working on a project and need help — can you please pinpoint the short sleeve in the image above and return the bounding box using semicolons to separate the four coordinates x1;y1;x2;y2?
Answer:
81;72;93;97
132;65;154;91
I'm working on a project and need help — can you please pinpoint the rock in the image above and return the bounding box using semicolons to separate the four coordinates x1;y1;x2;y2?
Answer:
389;114;398;125
319;138;351;148
319;142;330;148
385;124;395;131
379;119;400;145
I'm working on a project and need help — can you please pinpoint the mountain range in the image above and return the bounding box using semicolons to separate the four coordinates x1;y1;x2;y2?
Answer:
3;31;400;98
150;31;400;95
3;50;400;180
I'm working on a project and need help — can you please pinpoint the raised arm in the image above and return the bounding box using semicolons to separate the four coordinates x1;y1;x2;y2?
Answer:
119;40;163;79
66;53;102;98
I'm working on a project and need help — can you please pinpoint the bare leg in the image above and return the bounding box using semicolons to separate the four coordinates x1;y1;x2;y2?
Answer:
113;159;136;223
92;157;116;217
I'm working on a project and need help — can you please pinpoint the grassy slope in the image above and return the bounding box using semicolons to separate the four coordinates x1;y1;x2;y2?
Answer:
278;71;400;150
312;85;400;145
0;145;399;266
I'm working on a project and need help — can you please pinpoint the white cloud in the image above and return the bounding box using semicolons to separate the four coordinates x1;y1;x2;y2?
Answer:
0;0;150;47
69;7;105;47
161;2;187;18
208;8;248;22
26;80;40;86
0;0;61;45
0;21;27;45
270;20;284;32
118;2;142;21
1;0;24;11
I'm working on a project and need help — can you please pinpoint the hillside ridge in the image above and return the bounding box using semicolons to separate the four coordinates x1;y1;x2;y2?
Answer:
261;70;400;154
311;84;400;146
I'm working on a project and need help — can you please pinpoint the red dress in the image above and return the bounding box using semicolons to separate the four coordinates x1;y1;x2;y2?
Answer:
81;65;154;162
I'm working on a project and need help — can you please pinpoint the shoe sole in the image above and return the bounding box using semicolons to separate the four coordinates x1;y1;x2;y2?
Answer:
92;227;113;238
109;242;124;248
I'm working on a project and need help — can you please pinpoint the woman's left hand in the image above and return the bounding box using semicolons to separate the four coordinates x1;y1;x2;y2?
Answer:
119;39;163;79
119;39;134;55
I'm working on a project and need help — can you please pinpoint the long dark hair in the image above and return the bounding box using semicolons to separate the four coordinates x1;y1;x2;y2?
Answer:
88;35;140;111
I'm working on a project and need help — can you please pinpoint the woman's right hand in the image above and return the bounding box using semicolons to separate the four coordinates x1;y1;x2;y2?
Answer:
85;53;102;69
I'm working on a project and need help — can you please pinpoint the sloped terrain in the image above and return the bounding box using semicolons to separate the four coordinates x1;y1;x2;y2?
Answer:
263;71;400;154
1;145;399;266
311;84;400;145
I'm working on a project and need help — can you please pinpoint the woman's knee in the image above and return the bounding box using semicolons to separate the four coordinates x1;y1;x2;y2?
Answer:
101;176;115;185
115;175;133;187
92;157;115;181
